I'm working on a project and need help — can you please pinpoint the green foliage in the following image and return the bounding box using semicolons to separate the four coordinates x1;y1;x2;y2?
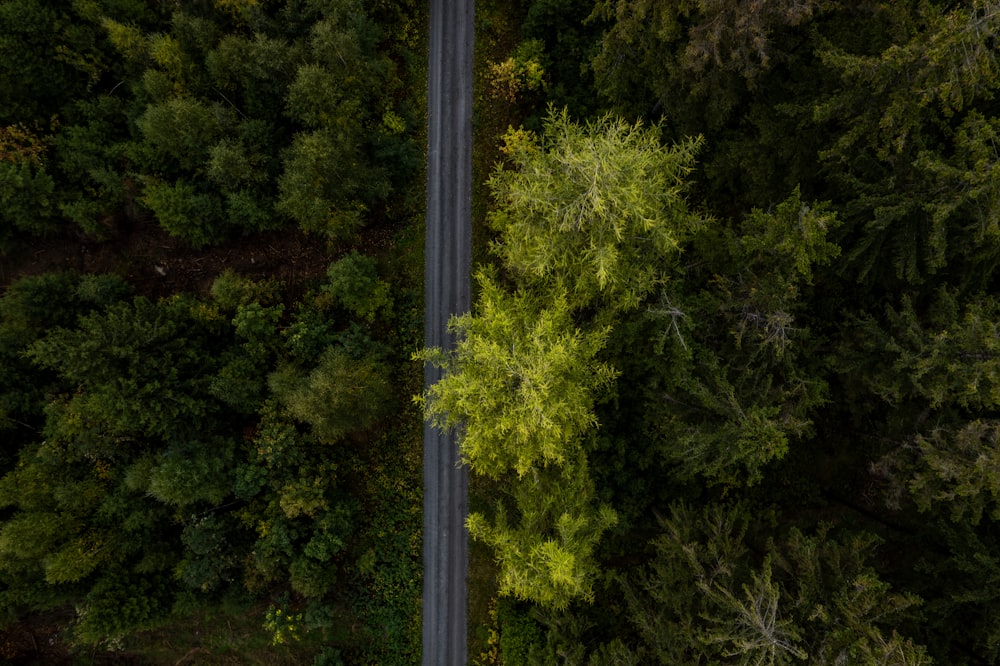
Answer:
283;302;342;365
0;160;57;238
270;347;393;443
847;291;1000;530
422;110;705;611
0;287;247;629
632;189;837;485
175;513;246;593
469;459;618;610
207;139;267;189
75;572;171;644
264;604;304;645
137;97;225;171
17;0;1000;661
910;421;1000;524
489;108;704;312
27;295;223;441
0;0;416;249
323;251;392;322
609;503;930;664
344;425;423;663
913;111;1000;284
43;18;162;238
312;647;346;666
488;39;549;103
0;272;132;440
911;519;1000;662
0;0;104;124
852;293;1000;412
275;129;370;238
141;178;226;247
520;0;606;113
146;437;236;507
497;598;544;663
211;270;283;310
420;274;616;479
0;0;423;656
238;400;357;604
0;271;120;335
806;2;999;284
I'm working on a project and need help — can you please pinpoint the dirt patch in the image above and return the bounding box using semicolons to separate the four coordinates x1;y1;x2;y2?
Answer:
0;610;145;665
0;218;399;300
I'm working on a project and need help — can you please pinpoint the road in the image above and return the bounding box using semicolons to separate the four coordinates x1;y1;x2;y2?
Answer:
423;0;473;664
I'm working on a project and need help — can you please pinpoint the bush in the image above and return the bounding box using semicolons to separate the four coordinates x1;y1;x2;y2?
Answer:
142;178;226;247
269;347;393;443
497;598;543;663
324;251;392;321
0;161;57;238
75;572;171;644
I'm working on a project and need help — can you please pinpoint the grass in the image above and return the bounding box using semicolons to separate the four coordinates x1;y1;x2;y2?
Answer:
120;601;334;665
467;0;531;662
471;0;528;270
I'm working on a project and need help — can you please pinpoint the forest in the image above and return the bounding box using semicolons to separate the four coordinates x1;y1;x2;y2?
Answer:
1;0;424;662
443;0;1000;664
1;0;1000;664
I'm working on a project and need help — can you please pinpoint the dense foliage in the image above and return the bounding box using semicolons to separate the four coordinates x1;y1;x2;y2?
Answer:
424;0;1000;664
0;0;424;662
0;0;420;249
6;0;1000;663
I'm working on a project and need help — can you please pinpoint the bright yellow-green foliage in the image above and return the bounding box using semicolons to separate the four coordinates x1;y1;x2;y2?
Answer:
419;109;706;610
467;460;617;611
488;39;548;103
489;107;704;312
418;273;617;478
263;605;303;645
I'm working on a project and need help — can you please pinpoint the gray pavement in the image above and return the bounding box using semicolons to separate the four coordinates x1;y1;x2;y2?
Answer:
423;0;473;664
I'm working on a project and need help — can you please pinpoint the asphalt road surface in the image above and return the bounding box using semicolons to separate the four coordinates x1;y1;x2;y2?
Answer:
423;0;473;664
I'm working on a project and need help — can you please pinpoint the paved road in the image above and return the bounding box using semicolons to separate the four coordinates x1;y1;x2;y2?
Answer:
423;0;473;664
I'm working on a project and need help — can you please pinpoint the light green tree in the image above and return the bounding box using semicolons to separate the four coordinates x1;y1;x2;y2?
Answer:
420;109;708;608
419;272;616;479
468;457;617;611
488;108;704;313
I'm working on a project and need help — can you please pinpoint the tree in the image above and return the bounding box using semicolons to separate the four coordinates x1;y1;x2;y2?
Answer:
27;295;226;442
421;109;711;608
270;346;394;444
141;178;227;247
0;272;132;450
0;0;105;125
488;108;704;313
813;0;1000;286
608;503;930;664
591;0;830;153
468;457;617;610
420;274;616;479
636;189;837;485
0;125;58;240
235;401;355;601
323;251;392;322
275;128;374;239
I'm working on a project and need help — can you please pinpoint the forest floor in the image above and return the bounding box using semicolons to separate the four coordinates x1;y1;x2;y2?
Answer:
0;216;402;301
